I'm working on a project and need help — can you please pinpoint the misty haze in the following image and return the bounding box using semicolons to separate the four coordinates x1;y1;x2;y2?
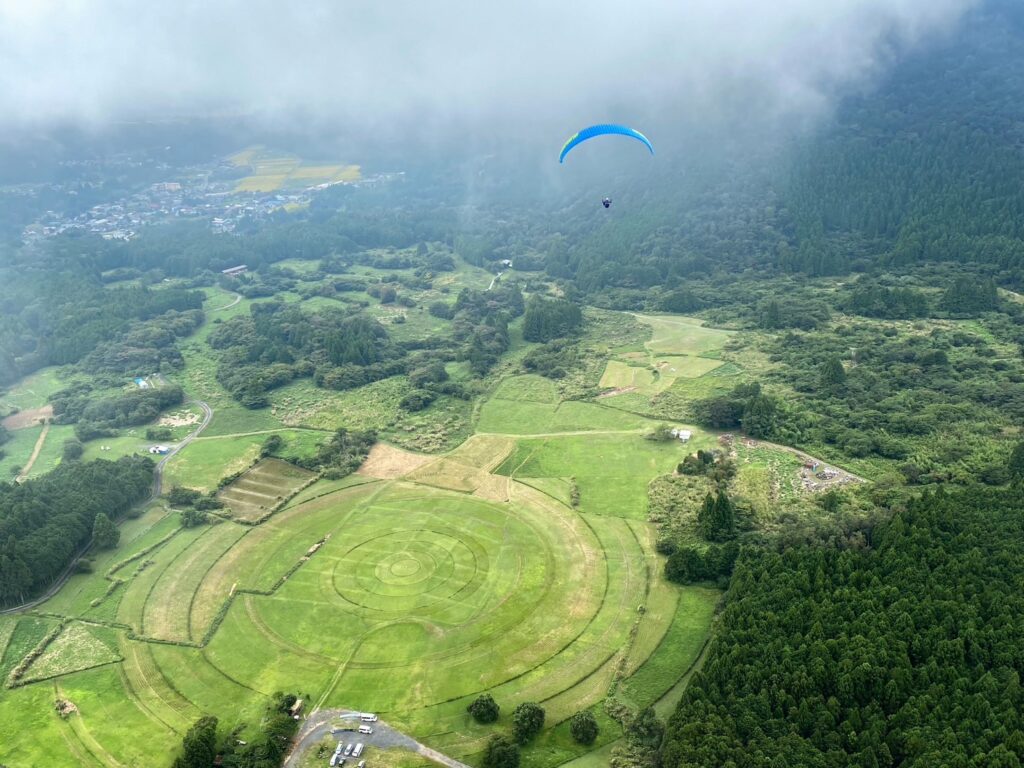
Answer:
2;2;1024;768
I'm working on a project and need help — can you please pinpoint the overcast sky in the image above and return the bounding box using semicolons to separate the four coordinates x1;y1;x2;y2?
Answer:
0;0;978;142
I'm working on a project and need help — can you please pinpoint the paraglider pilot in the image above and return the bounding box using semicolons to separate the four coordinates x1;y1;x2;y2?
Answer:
602;197;612;209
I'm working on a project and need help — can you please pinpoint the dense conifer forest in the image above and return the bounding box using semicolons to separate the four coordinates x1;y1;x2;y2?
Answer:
0;457;153;605
661;487;1024;767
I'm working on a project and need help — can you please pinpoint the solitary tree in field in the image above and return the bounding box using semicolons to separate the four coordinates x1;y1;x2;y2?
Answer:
481;734;519;768
569;710;599;745
468;693;500;724
511;702;545;744
92;513;119;550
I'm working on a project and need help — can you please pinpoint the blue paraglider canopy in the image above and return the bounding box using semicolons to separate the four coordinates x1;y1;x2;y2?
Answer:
559;124;654;164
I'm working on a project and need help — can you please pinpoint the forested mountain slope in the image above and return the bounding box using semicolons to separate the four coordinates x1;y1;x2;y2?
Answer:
662;487;1024;767
783;0;1024;276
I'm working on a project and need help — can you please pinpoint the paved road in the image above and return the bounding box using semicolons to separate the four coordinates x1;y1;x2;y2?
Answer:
0;395;212;616
486;271;503;291
153;398;213;497
285;710;470;768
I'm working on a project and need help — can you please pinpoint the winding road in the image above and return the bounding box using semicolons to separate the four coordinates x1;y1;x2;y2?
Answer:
0;395;213;616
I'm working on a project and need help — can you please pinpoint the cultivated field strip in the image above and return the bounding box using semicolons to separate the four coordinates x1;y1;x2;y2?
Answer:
118;639;196;733
115;527;208;632
621;520;679;678
141;522;247;642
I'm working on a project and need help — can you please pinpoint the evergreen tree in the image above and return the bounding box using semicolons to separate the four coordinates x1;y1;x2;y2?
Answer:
696;493;716;540
1009;441;1024;484
761;300;782;329
819;355;846;391
92;512;120;550
711;493;735;541
741;393;780;439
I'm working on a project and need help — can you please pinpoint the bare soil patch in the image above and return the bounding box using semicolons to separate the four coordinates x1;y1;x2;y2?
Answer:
597;386;638;399
158;410;200;428
2;405;52;430
357;443;432;479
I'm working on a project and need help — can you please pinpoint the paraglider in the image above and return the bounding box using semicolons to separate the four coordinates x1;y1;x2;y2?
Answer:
559;124;654;164
560;124;652;208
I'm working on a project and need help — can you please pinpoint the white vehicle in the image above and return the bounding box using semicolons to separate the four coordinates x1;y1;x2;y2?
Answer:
344;744;354;757
330;755;338;767
360;713;378;722
358;725;373;735
353;744;365;758
358;762;366;768
335;744;343;756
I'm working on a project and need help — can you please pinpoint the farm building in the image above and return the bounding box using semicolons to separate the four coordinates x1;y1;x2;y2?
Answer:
221;264;248;277
670;428;692;442
134;377;149;389
148;445;170;455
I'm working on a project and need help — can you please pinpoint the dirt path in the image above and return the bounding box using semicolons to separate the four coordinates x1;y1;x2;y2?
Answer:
486;271;502;291
16;422;51;483
214;292;241;311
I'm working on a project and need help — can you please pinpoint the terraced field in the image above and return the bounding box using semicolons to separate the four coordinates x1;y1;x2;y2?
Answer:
218;458;316;521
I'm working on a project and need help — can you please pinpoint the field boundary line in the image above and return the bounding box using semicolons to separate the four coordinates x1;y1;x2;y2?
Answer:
194;426;333;441
139;526;215;639
117;651;191;735
187;524;251;642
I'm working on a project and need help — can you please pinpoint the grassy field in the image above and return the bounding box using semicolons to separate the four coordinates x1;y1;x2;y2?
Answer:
495;433;700;519
164;429;324;492
0;310;735;768
0;424;42;480
0;366;76;414
632;314;733;356
596;315;737;412
0;460;718;768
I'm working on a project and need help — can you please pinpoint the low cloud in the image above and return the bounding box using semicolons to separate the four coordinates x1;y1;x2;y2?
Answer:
0;0;978;143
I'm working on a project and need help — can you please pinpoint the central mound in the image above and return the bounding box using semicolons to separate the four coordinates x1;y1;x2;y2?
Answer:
344;529;488;607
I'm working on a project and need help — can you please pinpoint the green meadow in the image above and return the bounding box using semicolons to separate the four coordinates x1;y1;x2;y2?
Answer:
0;311;732;768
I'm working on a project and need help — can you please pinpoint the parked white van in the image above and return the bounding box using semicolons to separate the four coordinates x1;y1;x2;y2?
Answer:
360;713;378;722
358;725;373;735
353;744;365;758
